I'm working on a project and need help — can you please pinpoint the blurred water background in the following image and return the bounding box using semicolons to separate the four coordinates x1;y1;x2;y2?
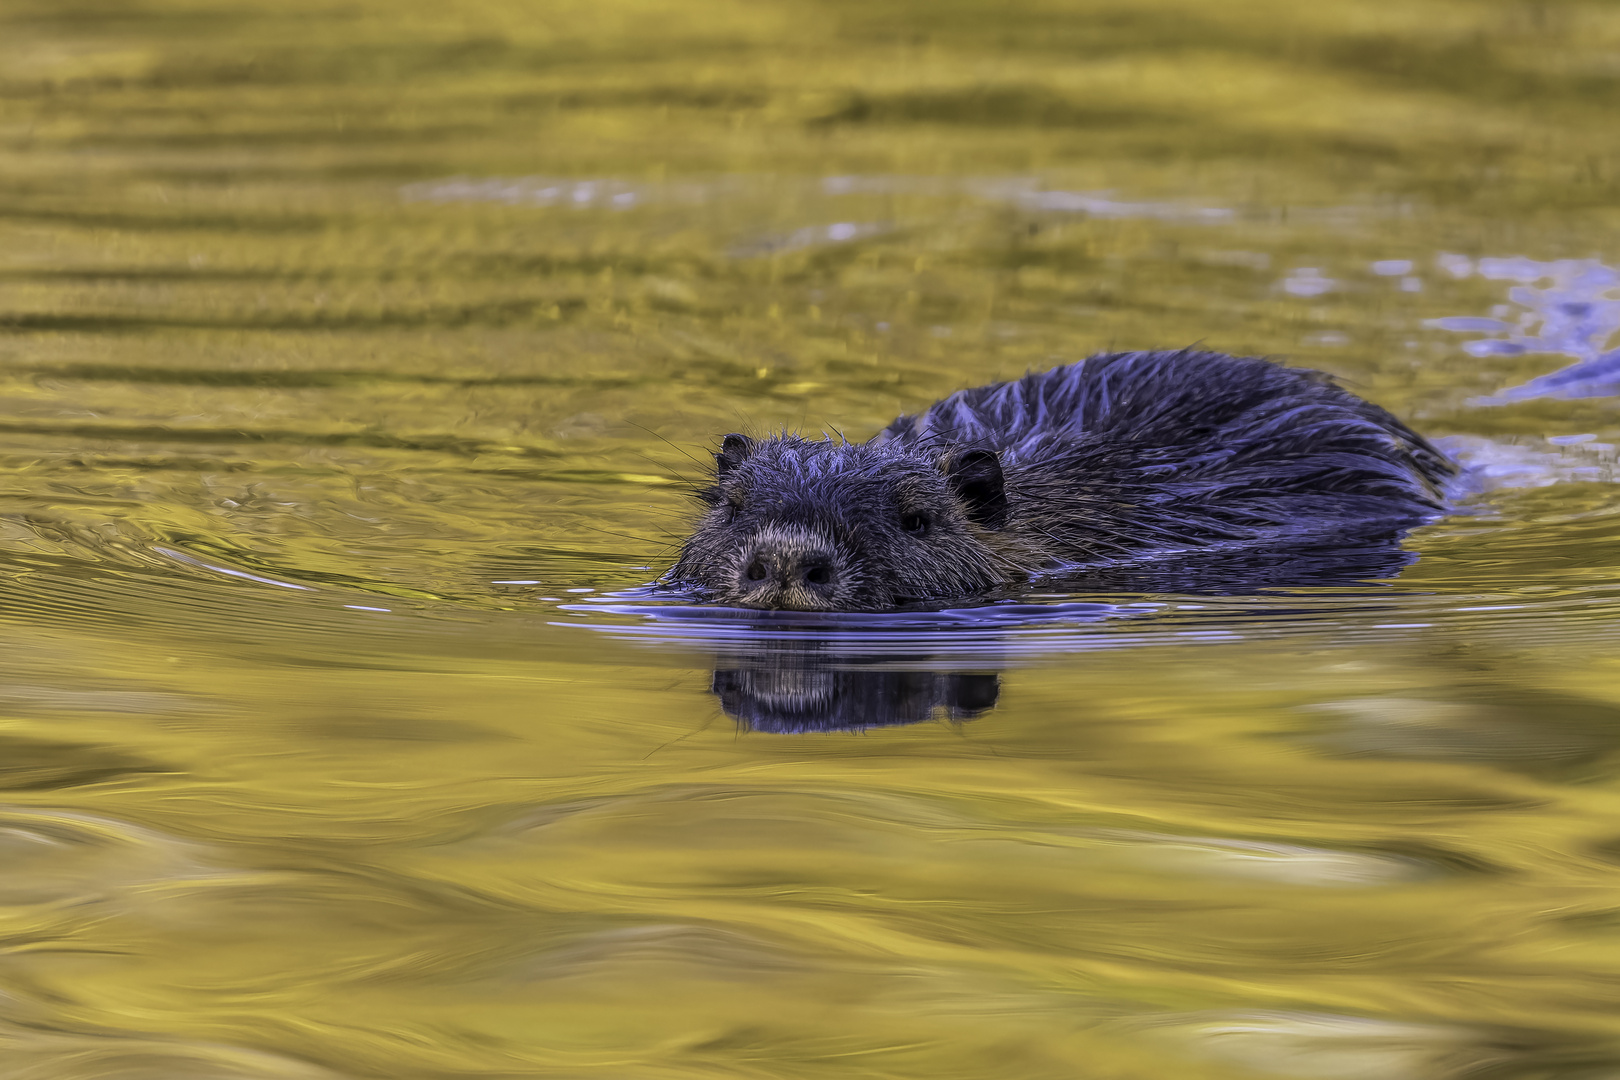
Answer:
5;1;1620;1077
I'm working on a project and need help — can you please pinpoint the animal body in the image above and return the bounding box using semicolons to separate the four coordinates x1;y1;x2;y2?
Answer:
667;349;1454;611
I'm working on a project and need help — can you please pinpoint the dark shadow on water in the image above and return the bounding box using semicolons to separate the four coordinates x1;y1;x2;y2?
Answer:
712;641;1001;733
562;600;1122;733
571;533;1429;733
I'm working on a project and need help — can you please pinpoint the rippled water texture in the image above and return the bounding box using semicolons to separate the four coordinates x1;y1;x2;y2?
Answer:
6;2;1620;1077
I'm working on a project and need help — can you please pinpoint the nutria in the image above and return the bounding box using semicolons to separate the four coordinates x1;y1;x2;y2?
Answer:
667;349;1454;610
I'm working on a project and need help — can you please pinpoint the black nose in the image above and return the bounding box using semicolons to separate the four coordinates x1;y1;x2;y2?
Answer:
739;550;840;598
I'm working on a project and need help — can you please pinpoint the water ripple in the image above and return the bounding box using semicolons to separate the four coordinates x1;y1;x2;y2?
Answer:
1428;255;1620;403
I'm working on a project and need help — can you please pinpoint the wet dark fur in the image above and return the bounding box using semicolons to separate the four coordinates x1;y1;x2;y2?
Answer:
667;349;1455;610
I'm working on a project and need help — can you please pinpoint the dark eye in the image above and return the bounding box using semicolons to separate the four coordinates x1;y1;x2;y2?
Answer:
900;512;929;535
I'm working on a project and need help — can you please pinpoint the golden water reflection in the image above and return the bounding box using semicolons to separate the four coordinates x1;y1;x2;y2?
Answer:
4;0;1620;1076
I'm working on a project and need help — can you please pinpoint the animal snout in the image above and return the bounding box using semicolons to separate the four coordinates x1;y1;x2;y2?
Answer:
737;544;842;609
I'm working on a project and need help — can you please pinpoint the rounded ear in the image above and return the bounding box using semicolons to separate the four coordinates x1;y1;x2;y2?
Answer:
716;433;756;476
943;448;1008;529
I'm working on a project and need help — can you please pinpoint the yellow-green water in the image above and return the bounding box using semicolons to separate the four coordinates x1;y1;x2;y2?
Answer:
5;1;1620;1077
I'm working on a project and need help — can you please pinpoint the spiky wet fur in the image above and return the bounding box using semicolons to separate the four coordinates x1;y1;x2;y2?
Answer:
668;350;1455;610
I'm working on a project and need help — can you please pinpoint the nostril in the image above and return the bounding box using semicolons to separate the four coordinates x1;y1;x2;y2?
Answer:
803;564;833;587
744;560;769;583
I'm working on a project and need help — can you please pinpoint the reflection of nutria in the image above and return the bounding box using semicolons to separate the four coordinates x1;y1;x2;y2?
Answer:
668;350;1454;611
711;650;1000;733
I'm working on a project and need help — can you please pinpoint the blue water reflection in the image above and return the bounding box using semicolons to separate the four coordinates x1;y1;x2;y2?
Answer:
558;536;1437;731
1430;256;1620;402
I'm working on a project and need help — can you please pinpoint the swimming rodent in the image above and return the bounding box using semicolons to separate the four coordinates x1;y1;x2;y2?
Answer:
666;349;1455;611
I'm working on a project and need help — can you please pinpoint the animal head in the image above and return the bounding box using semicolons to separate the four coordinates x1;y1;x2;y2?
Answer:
670;433;1015;610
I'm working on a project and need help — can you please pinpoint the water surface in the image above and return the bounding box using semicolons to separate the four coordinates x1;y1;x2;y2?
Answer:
4;1;1620;1077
